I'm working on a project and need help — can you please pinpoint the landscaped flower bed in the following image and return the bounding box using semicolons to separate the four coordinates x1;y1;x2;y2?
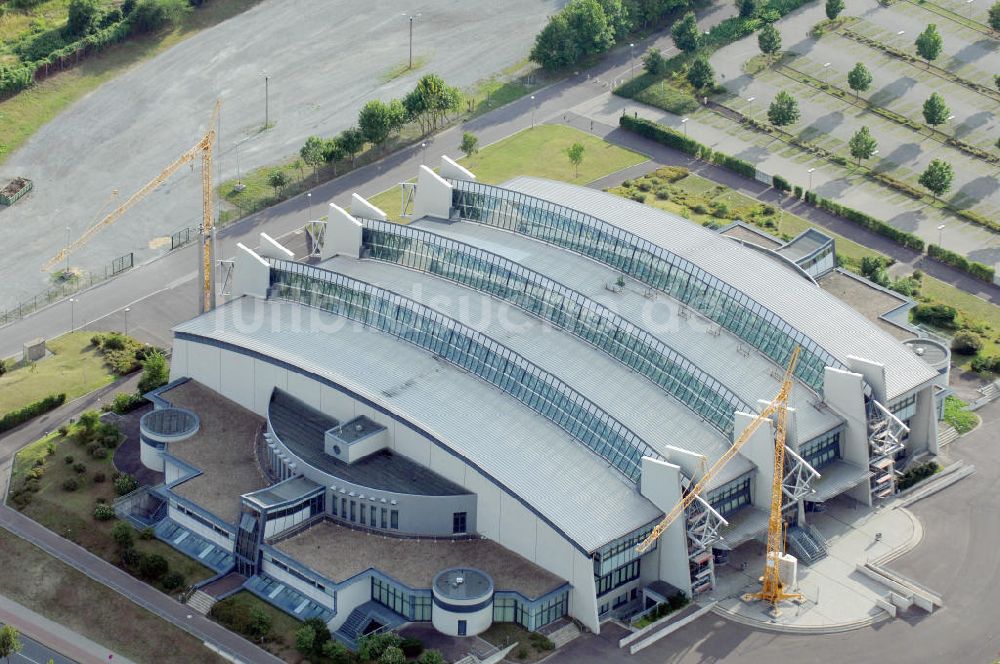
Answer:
0;177;32;206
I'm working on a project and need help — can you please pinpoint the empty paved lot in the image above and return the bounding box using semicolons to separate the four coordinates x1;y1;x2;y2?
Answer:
0;0;560;308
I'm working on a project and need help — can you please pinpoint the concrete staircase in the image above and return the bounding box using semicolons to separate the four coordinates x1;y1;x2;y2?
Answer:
186;589;217;615
937;424;959;448
787;526;827;566
547;621;582;648
334;601;405;650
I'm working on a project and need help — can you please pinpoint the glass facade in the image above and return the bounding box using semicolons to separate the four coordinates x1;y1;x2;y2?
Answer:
593;522;656;577
596;560;640;596
269;260;658;482
799;428;841;469
371;576;432;621
361;220;749;439
706;474;752;517
449;179;843;393
493;590;569;631
888;393;917;423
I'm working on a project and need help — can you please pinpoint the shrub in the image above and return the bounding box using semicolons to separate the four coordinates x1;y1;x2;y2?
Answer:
630;192;646;203
517;648;529;660
0;394;66;433
121;546;140;568
138;552;169;580
128;0;188;34
951;331;983;355
138;350;169;394
811;196;924;251
928;244;995;283
73;462;87;474
711;202;729;218
27;467;44;480
358;633;402;661
529;632;556;651
620;115;700;156
912;303;957;328
91;447;108;459
114;473;139;496
295;625;317;655
380;647;406;664
58;425;70;436
897;461;939;491
943;395;978;434
692;204;708;214
162;571;185;590
93;471;106;483
62;477;80;492
655;188;670;200
111;392;146;414
112;521;135;549
94;504;115;521
772;174;792;192
139;527;155;540
793;185;803;199
971;355;1000;375
637;181;652;192
322;639;351;661
419;651;446;664
64;455;74;464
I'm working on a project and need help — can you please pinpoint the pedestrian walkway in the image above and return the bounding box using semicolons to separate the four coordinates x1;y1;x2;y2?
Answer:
0;594;136;664
709;496;925;632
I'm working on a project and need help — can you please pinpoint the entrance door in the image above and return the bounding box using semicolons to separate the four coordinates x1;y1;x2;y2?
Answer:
457;620;467;636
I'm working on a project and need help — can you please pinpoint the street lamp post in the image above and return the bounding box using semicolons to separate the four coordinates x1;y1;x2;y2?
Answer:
307;192;313;220
124;307;130;337
630;43;636;80
966;0;974;18
937;224;946;247
65;225;71;275
822;62;831;82
403;13;421;69
421;142;427;164
262;71;270;129
746;96;755;120
234;141;245;193
530;95;536;129
808;167;816;190
69;298;77;332
681;117;689;136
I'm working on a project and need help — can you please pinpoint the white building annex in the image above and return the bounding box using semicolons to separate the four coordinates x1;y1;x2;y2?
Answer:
124;159;945;646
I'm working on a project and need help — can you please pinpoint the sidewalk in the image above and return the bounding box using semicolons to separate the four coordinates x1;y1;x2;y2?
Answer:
0;593;136;664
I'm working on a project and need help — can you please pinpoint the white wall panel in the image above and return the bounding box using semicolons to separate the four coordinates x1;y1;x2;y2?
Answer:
534;523;574;582
253;358;288;414
168;506;233;551
219;349;254;411
429;444;467;487
498;493;537;562
320;385;355;423
287;371;322;410
394;425;431;467
168;339;189;383
186;343;221;392
464;470;501;540
260;558;334;607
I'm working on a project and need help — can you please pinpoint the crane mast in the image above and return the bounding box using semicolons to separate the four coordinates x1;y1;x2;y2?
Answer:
46;100;221;313
635;346;803;612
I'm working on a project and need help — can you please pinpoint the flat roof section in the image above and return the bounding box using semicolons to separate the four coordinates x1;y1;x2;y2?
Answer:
817;271;913;342
718;223;783;250
269;389;469;497
244;476;323;509
274;520;566;599
158;380;267;524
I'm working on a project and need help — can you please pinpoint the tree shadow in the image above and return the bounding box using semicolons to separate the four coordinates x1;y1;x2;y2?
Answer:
799;110;844;143
874;141;922;171
887;208;925;235
968;246;1000;265
948;175;1000;210
948;39;999;69
868;76;917;108
723;73;754;96
815;176;852;199
732;144;771;165
953;110;993;140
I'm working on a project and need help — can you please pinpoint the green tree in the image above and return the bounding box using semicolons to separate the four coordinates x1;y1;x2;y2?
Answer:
686;56;715;91
322;139;346;175
643;47;667;75
380;647;406;664
266;169;289;196
736;0;759;18
918;159;954;200
598;0;632;39
565;0;616;56
847;62;872;98
387;98;407;135
419;651;447;664
529;13;580;70
460;132;479;158
138;552;168;580
294;624;316;654
757;23;782;59
138;349;169;393
112;521;134;549
322;639;352;663
358;99;395;149
0;625;22;664
990;0;1000;30
767;90;800;126
0;359;7;376
825;0;845;20
848;126;878;165
922;92;950;127
66;0;102;38
128;0;188;35
248;606;272;643
335;127;365;166
302;617;331;653
567;142;585;177
952;330;983;355
300;136;326;183
915;24;942;66
671;12;700;52
403;74;462;133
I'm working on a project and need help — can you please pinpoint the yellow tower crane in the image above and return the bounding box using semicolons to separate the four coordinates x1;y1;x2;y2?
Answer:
46;100;222;313
636;346;803;612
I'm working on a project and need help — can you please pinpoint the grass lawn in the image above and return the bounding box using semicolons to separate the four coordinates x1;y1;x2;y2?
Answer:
0;331;116;414
0;534;227;664
364;125;647;222
919;276;1000;368
609;167;886;271
0;0;263;163
10;431;213;591
209;591;303;662
943;395;979;434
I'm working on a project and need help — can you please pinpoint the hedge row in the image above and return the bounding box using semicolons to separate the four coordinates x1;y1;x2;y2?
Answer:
928;244;996;283
808;195;925;252
0;393;66;433
620;115;756;179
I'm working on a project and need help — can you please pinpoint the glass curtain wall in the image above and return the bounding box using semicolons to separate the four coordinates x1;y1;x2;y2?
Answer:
360;220;750;439
449;180;845;393
268;260;658;482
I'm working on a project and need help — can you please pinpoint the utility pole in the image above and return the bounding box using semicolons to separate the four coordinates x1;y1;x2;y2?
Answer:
263;72;270;128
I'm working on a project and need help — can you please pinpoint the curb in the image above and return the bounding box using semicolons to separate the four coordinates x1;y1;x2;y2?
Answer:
710;601;891;635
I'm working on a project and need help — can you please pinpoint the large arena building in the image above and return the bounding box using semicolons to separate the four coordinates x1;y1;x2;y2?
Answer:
125;158;947;645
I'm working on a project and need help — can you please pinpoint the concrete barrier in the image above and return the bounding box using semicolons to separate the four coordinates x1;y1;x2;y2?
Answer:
875;596;897;617
629;602;716;654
